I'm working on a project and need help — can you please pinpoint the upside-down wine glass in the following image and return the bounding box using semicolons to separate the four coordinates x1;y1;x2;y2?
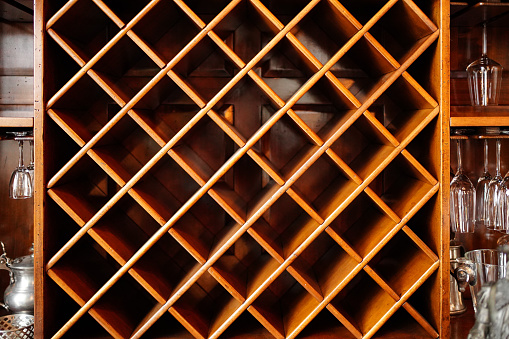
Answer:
467;22;503;106
476;139;492;224
487;138;506;231
9;138;33;199
450;139;476;233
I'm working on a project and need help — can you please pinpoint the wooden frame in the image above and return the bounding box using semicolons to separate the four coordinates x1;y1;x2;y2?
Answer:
34;0;449;338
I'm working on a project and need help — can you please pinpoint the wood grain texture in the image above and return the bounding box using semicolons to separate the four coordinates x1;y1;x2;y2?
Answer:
35;0;447;338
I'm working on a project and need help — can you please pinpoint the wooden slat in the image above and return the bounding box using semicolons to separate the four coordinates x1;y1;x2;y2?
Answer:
402;225;439;262
47;186;98;227
286;260;323;302
247;219;285;263
46;28;87;66
208;257;247;303
363;265;400;302
326;303;362;339
248;291;285;339
46;109;92;146
402;303;439;338
324;227;363;263
244;148;324;223
46;0;234;190
402;0;439;32
362;110;400;147
335;281;396;336
401;71;439;109
401;149;439;185
210;182;247;225
169;215;215;265
364;265;440;338
364;187;401;223
46;0;160;108
169;290;209;339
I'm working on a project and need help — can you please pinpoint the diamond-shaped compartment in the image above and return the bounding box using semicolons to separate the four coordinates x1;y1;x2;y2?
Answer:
367;0;438;66
249;270;319;339
169;271;242;339
289;232;359;301
291;146;361;221
47;153;115;227
47;238;157;338
369;72;439;146
274;0;361;78
248;187;322;263
326;191;398;262
327;269;398;338
327;112;397;183
48;0;121;64
209;233;280;303
367;151;437;221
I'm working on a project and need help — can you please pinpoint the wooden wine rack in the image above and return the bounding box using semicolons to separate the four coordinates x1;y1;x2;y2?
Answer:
34;0;449;338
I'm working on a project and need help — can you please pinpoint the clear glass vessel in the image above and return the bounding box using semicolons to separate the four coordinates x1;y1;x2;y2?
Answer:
467;23;503;106
450;139;476;233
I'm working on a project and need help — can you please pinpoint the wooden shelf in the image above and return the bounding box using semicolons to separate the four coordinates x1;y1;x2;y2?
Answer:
451;105;509;126
35;0;447;338
0;116;33;128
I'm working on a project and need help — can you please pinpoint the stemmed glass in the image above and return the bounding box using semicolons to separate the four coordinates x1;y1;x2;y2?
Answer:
487;138;506;231
476;138;492;224
467;22;503;106
450;139;476;233
9;137;33;199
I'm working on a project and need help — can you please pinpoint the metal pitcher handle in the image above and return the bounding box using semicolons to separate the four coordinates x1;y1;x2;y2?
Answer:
0;242;10;272
0;242;12;311
454;257;477;293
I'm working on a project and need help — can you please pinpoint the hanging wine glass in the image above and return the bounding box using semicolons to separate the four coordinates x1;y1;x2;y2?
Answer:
467;22;503;106
487;138;506;231
9;138;33;199
450;139;476;233
476;138;492;224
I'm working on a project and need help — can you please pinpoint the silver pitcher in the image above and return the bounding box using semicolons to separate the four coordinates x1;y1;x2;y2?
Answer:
0;243;34;314
451;244;476;315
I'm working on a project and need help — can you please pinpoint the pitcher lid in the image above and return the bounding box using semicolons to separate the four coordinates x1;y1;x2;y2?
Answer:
10;253;33;269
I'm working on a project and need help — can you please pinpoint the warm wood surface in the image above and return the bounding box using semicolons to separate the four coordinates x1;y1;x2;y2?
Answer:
35;0;446;338
451;106;509;126
450;304;475;339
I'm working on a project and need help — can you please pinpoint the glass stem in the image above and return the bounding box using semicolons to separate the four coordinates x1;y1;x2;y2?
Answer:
457;139;463;173
18;140;24;168
482;22;488;56
484;139;489;174
496;138;501;176
29;140;34;166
